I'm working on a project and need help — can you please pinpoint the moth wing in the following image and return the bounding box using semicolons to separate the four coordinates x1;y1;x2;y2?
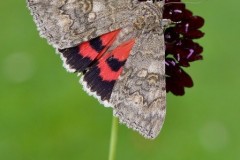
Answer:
110;30;166;139
27;0;138;49
58;29;122;73
74;23;138;106
80;37;136;106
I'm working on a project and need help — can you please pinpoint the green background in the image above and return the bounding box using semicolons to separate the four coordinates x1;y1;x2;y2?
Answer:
0;0;239;160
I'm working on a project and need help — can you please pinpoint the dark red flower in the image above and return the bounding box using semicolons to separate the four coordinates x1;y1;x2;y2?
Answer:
164;0;204;95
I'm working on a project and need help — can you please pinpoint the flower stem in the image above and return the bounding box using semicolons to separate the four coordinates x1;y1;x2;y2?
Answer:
108;116;118;160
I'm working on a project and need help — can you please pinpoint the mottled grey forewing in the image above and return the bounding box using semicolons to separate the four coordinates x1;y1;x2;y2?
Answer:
110;30;166;139
27;0;138;49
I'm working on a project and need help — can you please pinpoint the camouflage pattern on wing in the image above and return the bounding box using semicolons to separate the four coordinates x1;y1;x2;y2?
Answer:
27;0;139;49
109;1;166;139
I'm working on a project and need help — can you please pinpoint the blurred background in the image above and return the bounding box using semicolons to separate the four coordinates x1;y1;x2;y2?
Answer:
0;0;239;160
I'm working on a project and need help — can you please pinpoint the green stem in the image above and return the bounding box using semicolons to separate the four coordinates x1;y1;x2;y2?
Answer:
108;116;118;160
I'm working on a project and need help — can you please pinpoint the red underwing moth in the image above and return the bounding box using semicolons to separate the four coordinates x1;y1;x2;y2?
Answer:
27;0;167;139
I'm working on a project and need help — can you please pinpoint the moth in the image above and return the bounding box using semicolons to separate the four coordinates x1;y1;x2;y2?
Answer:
27;0;169;139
